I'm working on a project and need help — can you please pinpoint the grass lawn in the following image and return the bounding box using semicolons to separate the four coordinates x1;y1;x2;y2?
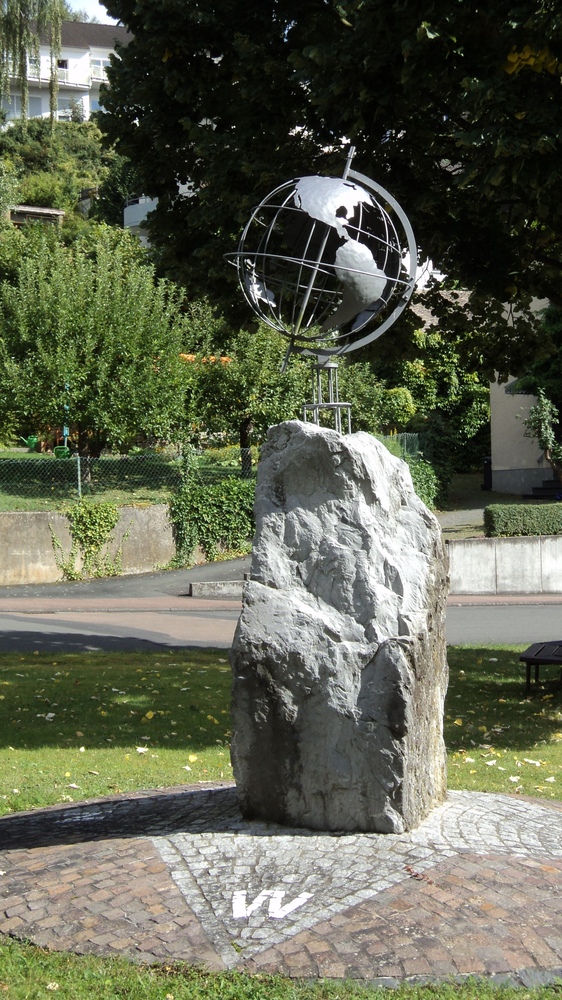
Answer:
2;941;562;1000
0;645;560;814
0;645;561;998
0;649;233;814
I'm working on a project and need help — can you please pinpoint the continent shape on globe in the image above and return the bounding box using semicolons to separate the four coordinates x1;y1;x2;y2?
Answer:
293;176;388;332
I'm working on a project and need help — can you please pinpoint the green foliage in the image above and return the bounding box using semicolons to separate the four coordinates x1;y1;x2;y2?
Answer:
17;169;80;213
376;327;491;474
100;0;562;377
169;476;255;564
92;153;140;226
406;457;440;509
484;503;562;537
334;361;385;433
51;499;123;579
0;225;193;455
0;160;19;223
0;119;123;234
377;386;417;432
524;389;562;485
185;325;311;446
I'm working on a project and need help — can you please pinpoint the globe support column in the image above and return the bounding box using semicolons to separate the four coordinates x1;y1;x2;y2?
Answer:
302;357;352;434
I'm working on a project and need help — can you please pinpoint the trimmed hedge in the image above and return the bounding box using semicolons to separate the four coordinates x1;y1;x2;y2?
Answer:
406;457;440;509
484;503;562;538
169;477;256;564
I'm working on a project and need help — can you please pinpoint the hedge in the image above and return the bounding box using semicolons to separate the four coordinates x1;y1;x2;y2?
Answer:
484;503;562;538
169;477;256;564
406;457;440;509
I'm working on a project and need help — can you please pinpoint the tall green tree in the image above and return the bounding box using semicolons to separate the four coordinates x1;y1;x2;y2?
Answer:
100;0;562;377
0;225;194;454
184;327;313;449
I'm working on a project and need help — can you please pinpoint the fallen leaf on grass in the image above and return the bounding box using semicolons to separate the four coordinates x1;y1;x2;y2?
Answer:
523;758;541;766
136;746;149;754
485;760;497;766
453;718;463;727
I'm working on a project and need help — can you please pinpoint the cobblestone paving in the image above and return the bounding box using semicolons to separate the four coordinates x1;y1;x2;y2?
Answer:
1;788;562;984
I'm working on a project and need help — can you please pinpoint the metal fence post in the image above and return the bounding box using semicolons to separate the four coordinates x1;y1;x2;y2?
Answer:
76;454;82;500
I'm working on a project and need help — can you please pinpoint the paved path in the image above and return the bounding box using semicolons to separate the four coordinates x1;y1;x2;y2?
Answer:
1;785;562;985
0;591;560;650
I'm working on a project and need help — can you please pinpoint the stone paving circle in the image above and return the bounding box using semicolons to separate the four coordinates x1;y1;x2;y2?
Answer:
1;783;562;986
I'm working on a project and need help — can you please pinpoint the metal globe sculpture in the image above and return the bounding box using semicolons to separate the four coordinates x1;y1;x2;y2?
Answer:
231;152;417;361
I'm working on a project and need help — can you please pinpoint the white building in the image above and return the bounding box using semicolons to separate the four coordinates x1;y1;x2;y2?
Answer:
2;21;129;122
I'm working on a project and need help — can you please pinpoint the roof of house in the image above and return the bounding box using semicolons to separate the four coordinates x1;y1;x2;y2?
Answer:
38;21;130;49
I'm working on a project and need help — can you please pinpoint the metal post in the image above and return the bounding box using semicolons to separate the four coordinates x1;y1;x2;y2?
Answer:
76;454;82;500
302;357;352;433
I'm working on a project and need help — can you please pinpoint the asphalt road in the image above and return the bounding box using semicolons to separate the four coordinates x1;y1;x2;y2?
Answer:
0;556;559;650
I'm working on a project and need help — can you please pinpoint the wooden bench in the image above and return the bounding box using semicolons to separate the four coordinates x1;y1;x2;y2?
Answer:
519;641;562;695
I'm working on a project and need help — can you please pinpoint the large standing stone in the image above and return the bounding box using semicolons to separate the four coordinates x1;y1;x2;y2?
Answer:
230;421;449;833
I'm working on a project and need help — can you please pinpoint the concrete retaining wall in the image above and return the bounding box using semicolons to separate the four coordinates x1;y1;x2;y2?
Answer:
0;505;175;585
447;535;562;594
1;507;559;594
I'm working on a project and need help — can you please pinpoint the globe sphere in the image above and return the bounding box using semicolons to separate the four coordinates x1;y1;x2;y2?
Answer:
233;168;417;359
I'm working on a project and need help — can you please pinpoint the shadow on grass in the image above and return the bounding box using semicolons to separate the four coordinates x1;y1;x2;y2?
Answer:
0;630;195;654
445;646;562;753
0;648;232;753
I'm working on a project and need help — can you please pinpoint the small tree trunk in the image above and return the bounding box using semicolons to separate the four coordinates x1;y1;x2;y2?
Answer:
545;449;562;489
239;415;254;479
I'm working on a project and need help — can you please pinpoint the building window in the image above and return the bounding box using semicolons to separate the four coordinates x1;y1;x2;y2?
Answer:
28;96;42;118
57;96;73;120
91;58;111;80
2;95;43;118
2;95;20;118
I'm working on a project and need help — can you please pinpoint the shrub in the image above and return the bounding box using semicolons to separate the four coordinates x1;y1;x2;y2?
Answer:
406;457;440;509
169;477;255;564
484;503;562;538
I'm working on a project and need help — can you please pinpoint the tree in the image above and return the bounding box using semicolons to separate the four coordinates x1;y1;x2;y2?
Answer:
524;389;562;487
184;326;312;451
100;0;562;378
99;0;329;309
0;0;63;119
514;305;562;484
0;225;195;455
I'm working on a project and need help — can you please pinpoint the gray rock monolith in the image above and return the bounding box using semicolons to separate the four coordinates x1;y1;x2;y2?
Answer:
230;421;449;833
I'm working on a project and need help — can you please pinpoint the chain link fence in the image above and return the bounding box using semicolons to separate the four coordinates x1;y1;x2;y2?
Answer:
0;453;257;511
